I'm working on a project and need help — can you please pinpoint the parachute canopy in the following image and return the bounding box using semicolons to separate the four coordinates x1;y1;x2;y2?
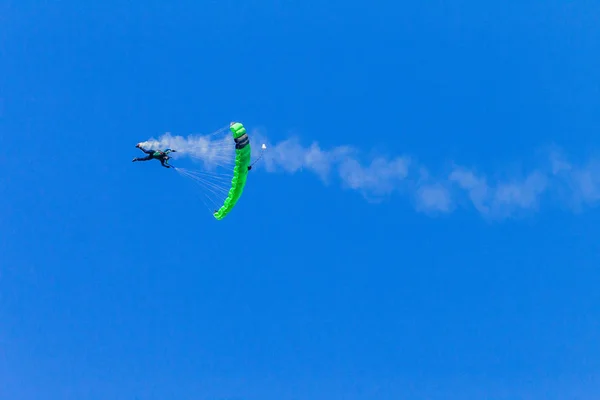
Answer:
212;122;252;220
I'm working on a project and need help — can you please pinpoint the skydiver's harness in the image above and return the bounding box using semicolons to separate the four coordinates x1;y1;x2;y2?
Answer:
150;149;174;168
152;149;173;161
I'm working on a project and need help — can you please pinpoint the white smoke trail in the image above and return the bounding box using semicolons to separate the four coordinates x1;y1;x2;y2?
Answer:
139;128;600;219
137;127;234;171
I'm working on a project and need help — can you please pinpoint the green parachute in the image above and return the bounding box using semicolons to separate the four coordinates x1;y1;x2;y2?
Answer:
213;122;252;220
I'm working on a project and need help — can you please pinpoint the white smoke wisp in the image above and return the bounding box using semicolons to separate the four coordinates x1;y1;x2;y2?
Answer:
448;167;551;219
140;128;600;220
138;129;234;171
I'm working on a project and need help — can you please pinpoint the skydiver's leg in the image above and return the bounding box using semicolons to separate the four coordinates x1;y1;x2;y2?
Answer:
133;155;153;162
160;159;171;168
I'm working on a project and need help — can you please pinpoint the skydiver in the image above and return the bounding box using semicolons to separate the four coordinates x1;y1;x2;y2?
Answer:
132;143;177;168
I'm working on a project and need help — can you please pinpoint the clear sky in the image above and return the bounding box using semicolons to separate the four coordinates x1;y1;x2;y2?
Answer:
2;1;600;399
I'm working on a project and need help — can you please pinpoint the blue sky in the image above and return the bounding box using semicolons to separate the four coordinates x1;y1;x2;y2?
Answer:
2;1;600;399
